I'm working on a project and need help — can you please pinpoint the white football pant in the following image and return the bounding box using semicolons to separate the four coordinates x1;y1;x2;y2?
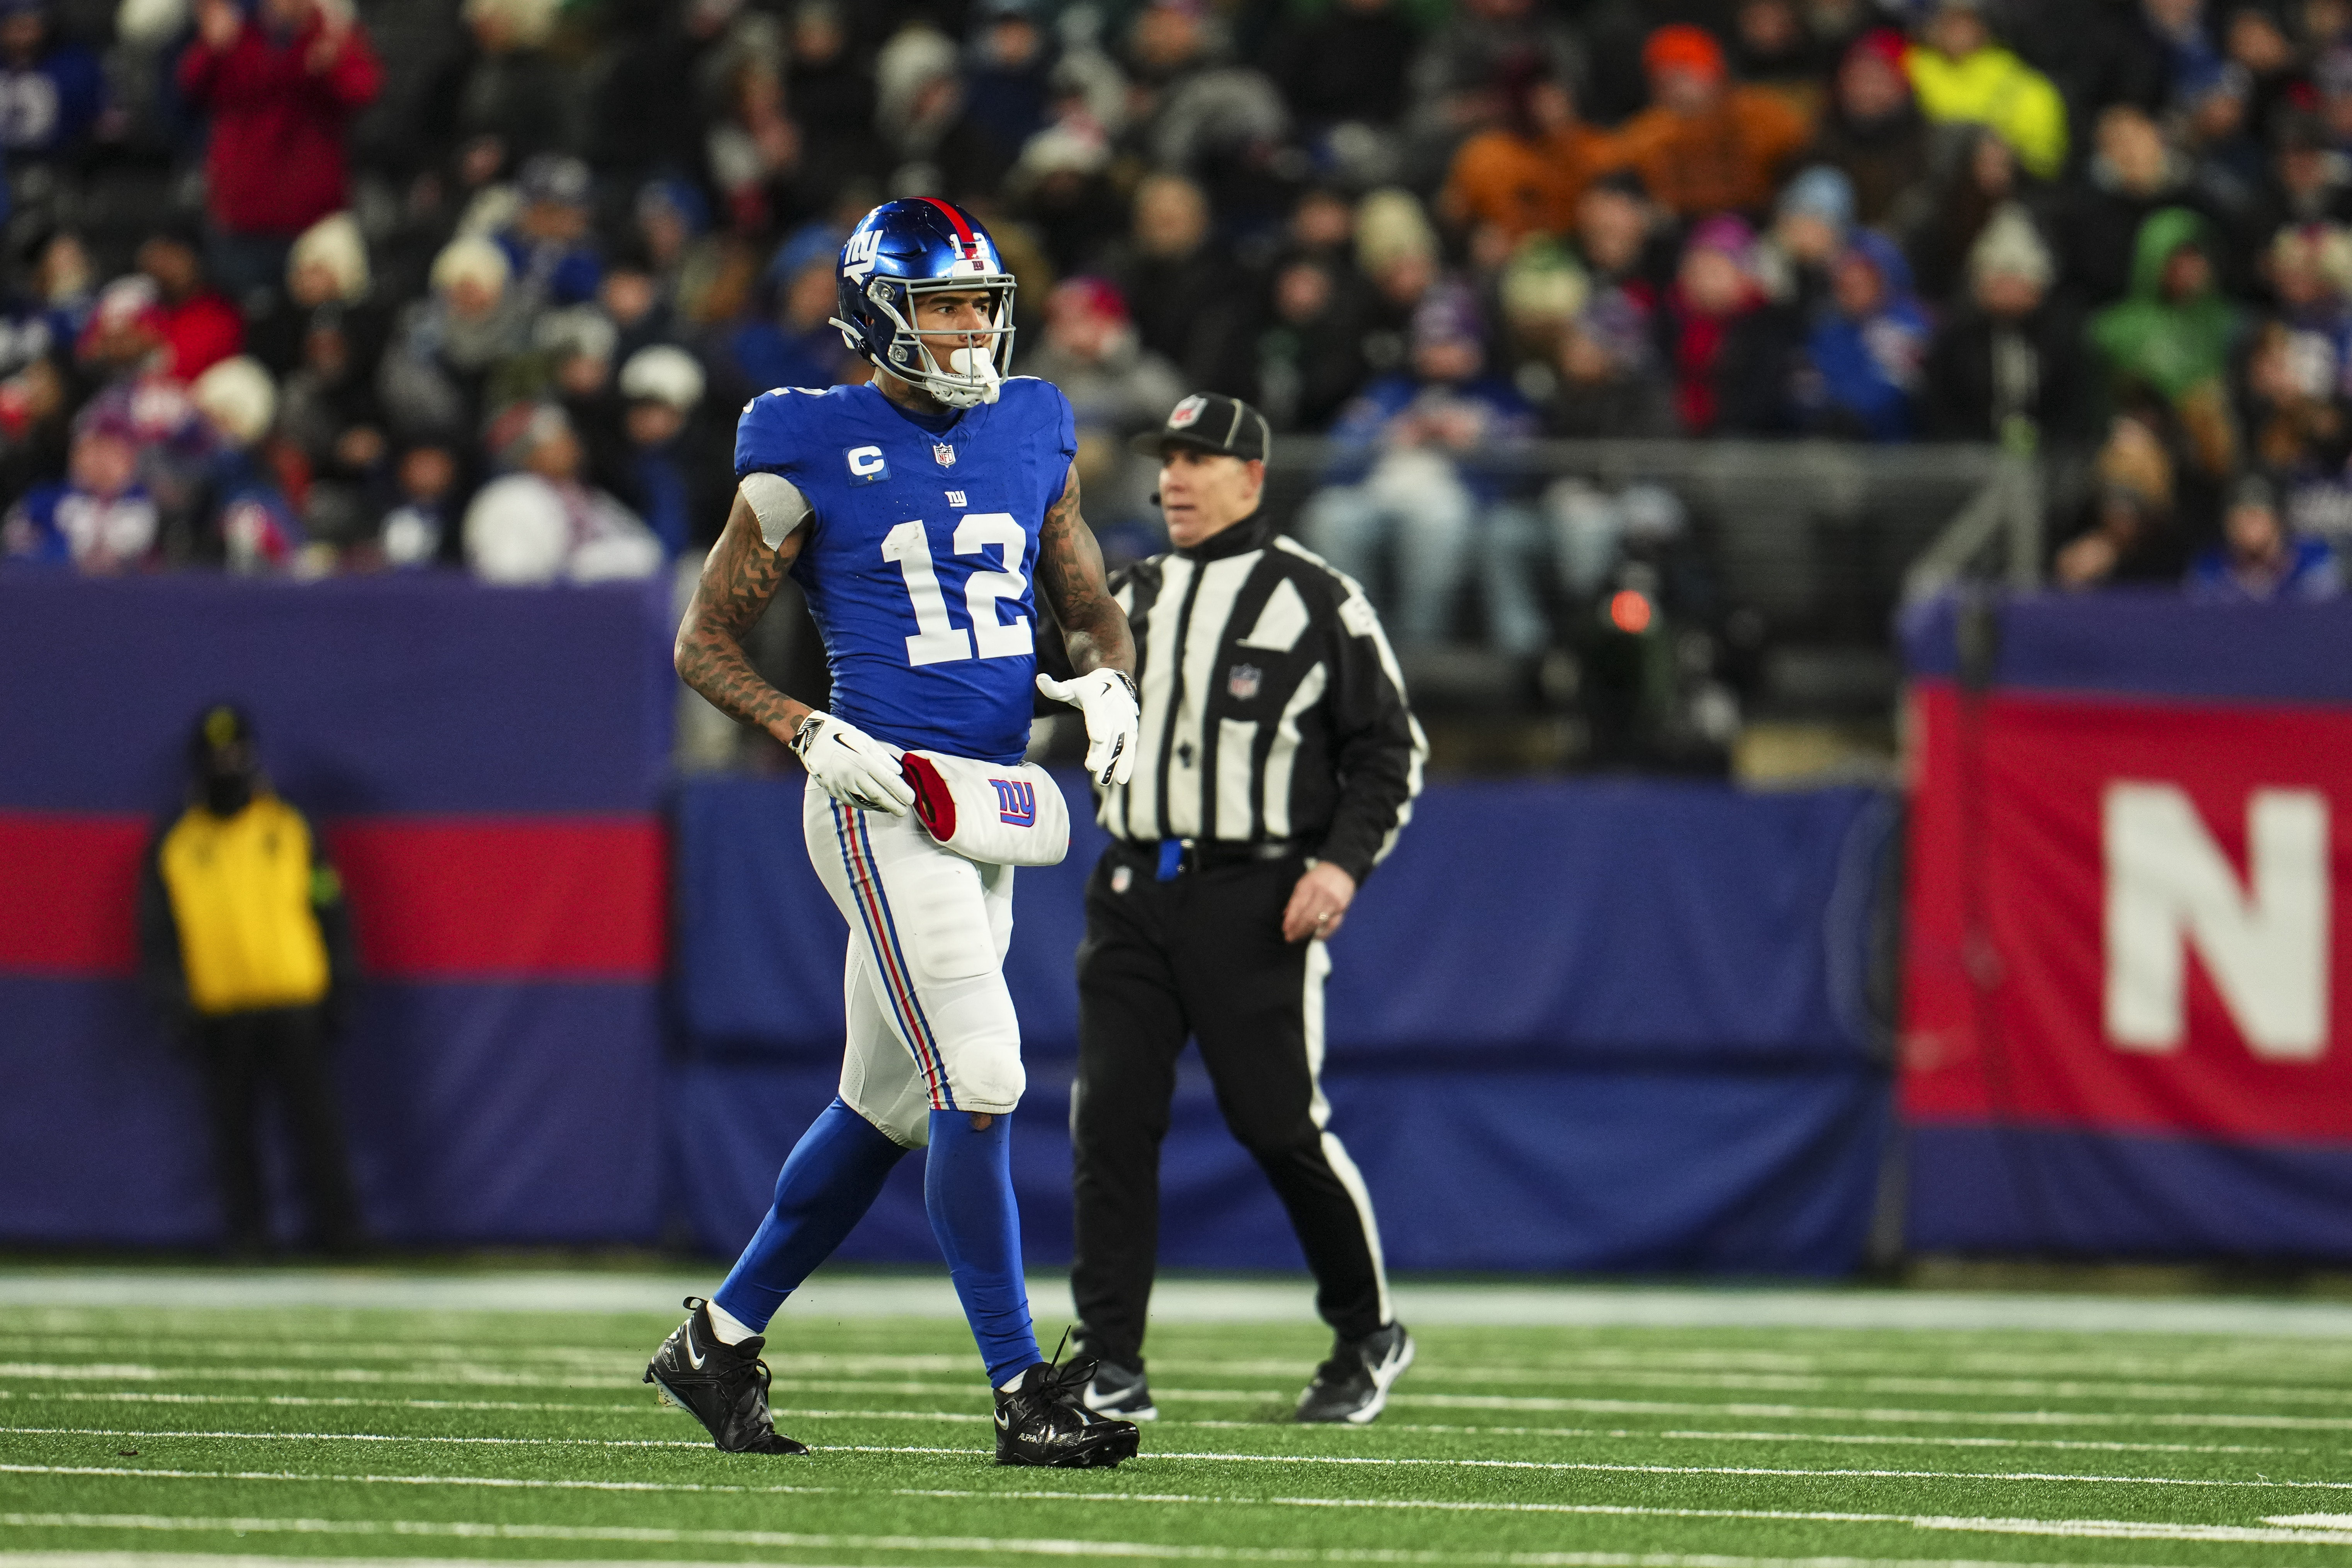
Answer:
803;778;1024;1146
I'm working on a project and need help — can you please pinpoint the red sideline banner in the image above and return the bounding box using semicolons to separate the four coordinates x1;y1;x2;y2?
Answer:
1902;683;2352;1143
0;814;666;980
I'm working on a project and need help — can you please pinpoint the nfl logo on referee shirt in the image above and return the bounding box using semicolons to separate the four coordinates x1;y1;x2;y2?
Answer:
990;777;1037;827
933;442;957;468
1228;664;1262;701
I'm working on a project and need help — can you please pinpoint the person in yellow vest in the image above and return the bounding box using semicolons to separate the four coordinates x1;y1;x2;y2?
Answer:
139;703;364;1254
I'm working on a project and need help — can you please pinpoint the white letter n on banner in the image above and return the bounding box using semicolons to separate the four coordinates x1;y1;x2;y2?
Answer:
2104;782;2330;1060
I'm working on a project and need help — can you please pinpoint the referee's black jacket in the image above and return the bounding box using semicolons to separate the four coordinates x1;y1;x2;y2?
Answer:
1089;508;1426;882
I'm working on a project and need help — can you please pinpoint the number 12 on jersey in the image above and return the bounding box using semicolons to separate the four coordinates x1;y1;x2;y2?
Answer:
880;514;1034;667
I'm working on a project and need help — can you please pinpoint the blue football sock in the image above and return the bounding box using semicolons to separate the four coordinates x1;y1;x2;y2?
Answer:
713;1097;907;1332
925;1109;1042;1386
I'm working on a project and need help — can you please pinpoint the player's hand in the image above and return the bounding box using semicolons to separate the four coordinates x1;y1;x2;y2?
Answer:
791;712;915;815
1036;668;1140;788
1282;861;1356;944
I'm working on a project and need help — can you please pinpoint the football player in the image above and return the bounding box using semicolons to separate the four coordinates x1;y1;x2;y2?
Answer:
647;199;1143;1467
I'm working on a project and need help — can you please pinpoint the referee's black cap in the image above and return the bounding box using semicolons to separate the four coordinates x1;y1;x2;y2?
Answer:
1132;392;1271;462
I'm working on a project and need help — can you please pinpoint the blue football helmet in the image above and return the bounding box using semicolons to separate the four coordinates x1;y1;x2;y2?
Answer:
831;198;1017;409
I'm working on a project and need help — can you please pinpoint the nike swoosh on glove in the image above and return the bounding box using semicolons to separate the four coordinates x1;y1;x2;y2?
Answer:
1035;669;1141;787
794;712;916;814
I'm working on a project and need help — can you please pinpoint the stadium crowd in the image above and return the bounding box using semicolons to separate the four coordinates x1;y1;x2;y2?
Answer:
0;0;2344;624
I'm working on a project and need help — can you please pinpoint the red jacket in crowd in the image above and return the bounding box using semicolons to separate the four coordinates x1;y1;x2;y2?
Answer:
177;9;384;238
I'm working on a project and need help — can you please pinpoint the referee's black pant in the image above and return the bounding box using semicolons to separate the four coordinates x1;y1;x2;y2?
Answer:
1070;840;1390;1374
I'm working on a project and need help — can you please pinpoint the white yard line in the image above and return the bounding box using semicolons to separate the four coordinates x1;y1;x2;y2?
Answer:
7;1505;2348;1558
0;1427;2341;1490
14;1271;2352;1339
2;1393;2284;1451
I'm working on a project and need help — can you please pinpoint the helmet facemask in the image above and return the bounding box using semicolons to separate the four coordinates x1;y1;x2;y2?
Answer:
853;273;1017;409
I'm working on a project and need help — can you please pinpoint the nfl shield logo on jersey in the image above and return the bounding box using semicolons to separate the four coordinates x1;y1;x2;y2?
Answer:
1228;663;1262;700
933;442;957;468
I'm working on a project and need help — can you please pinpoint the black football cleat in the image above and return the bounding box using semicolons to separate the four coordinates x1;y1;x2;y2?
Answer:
995;1354;1142;1467
644;1296;810;1455
1295;1321;1414;1424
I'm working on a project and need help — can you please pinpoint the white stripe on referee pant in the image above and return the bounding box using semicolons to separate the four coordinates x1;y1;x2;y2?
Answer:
1303;936;1392;1327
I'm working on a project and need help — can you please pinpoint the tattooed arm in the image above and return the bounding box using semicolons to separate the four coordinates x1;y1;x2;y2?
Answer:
1035;465;1135;679
675;489;812;744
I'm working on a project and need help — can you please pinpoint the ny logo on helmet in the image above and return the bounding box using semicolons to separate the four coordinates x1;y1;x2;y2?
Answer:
841;229;883;282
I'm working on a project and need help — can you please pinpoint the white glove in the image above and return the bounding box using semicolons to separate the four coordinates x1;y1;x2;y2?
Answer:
792;711;915;815
1036;668;1141;788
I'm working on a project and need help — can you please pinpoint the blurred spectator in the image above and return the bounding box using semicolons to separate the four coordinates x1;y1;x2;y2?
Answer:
2;401;157;569
1757;164;1855;313
138;230;244;382
0;228;92;380
1098;172;1248;392
1796;229;1931;439
375;438;467;567
264;214;388;547
138;703;364;1255
632;178;729;329
964;0;1056;155
1021;275;1182;545
785;0;882;204
1439;63;1613;247
1922;204;2088;445
2243;112;2352;242
728;222;855;395
1903;0;2067;180
1611;24;1811;219
450;0;571;166
0;348;70;498
2089;206;2245;480
613;343;715;558
191;355;306;574
1533;289;1679;438
2186;471;2342;596
378;235;528;440
877;21;1012;200
1568;169;1674;308
247;211;376;377
1806;29;1931;231
1302;280;1535;648
462;399;661;583
1663;215;1806;434
1353;185;1443;377
2240;316;2352;491
178;0;385;298
2055;408;2187;585
0;0;104;166
2050;106;2211;309
1250;252;1371;434
498;154;600;311
706;50;802;236
1909;125;2036;306
1264;0;1417;134
1733;0;1833;122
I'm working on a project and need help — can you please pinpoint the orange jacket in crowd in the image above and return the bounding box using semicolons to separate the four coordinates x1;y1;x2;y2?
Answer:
1442;122;1620;245
1607;87;1812;218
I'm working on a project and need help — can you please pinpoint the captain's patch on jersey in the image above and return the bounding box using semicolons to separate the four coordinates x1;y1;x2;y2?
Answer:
845;445;889;484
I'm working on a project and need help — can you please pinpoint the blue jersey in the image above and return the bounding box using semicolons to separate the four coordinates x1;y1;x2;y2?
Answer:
736;377;1075;763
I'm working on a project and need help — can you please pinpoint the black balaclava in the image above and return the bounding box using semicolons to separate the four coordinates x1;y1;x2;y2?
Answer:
191;704;258;817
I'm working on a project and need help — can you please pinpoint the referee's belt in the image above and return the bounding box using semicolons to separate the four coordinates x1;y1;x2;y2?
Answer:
1116;837;1301;881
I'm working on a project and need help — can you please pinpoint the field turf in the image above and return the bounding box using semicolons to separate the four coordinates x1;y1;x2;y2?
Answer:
5;1272;2352;1567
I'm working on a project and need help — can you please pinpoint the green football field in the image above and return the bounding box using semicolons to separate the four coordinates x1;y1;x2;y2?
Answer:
5;1269;2352;1568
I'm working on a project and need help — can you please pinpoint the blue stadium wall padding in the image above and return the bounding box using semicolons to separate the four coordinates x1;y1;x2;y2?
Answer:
1906;1125;2352;1259
678;776;1891;1067
0;574;676;817
668;1058;1891;1276
0;977;664;1245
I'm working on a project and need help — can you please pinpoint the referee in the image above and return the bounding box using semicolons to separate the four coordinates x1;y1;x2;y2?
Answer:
1067;393;1426;1426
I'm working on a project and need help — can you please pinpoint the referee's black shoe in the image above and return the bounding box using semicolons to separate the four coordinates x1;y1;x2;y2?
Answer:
1081;1357;1159;1421
996;1355;1143;1467
644;1297;810;1455
1295;1322;1414;1424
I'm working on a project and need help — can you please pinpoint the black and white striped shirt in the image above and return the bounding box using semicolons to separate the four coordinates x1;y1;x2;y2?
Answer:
1093;512;1426;885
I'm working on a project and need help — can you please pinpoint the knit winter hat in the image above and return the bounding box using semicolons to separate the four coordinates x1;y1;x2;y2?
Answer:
1644;23;1728;82
1778;165;1857;230
1968;203;2055;290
